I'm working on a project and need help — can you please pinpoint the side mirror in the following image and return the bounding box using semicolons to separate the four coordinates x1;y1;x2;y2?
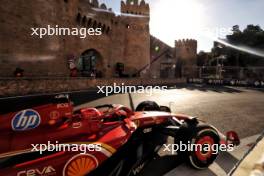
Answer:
159;106;171;113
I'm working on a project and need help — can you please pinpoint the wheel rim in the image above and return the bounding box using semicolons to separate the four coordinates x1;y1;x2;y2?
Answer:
195;136;214;161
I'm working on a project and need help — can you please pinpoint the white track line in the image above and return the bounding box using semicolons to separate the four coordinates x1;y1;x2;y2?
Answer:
229;134;260;160
164;134;261;176
165;162;227;176
209;163;227;176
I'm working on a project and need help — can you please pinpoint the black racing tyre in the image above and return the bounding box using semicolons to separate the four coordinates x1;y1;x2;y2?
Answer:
188;126;220;169
135;101;160;111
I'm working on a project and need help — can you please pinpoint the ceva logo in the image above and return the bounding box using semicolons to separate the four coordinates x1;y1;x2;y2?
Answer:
12;109;41;131
17;165;56;176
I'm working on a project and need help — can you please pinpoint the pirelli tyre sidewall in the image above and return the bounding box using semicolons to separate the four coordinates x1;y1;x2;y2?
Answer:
188;126;220;169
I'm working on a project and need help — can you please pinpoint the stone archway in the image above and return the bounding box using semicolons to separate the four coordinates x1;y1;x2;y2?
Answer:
78;49;104;77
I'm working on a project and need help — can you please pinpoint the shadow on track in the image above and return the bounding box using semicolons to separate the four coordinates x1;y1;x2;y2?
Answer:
168;84;243;94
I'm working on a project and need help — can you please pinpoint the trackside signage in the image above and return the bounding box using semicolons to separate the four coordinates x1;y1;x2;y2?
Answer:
188;78;264;88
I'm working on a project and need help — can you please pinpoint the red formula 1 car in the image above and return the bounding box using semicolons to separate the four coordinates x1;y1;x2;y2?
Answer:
0;94;240;176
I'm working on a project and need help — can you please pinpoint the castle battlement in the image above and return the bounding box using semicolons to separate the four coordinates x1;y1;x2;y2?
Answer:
121;0;149;16
175;38;197;63
75;0;112;12
83;0;113;12
175;39;197;47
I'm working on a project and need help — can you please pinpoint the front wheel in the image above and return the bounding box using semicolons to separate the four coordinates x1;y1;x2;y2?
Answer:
188;126;220;169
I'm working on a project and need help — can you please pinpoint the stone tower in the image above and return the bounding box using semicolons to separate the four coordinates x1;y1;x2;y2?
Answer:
175;39;197;77
175;39;197;63
119;0;150;77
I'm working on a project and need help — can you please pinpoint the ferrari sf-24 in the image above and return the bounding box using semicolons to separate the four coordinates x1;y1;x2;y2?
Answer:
0;94;240;176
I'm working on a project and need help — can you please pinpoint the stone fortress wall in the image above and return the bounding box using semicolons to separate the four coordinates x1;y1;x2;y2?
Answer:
0;0;197;79
0;0;150;77
0;0;198;96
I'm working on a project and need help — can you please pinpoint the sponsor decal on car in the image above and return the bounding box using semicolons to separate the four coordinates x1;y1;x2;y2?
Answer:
57;103;69;109
48;111;60;125
132;162;145;175
143;128;152;134
12;109;41;131
49;111;60;120
63;154;98;176
72;122;82;128
17;165;56;176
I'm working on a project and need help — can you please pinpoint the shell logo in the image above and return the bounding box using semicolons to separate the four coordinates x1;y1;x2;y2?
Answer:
63;154;98;176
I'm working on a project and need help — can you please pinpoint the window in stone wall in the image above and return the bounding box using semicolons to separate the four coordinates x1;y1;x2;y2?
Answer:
102;24;106;33
98;23;102;29
76;13;81;25
93;21;97;29
82;16;87;26
64;0;68;3
106;27;110;34
87;19;92;27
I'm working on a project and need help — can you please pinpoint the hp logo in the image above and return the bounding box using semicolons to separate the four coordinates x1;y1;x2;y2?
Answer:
12;109;41;131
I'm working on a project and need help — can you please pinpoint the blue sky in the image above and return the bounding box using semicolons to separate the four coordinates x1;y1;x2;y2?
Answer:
99;0;264;52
